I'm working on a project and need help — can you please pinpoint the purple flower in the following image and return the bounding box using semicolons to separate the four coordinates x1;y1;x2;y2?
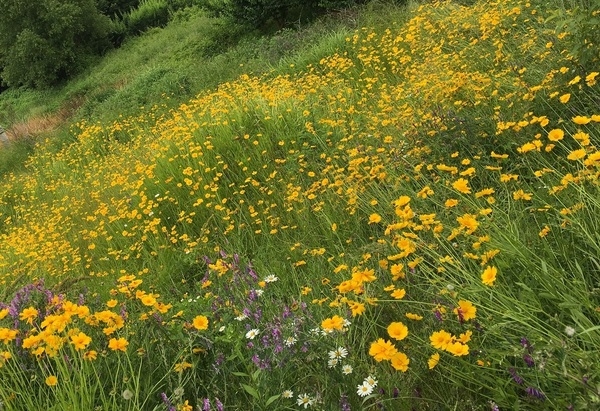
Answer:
215;398;224;411
160;392;176;411
203;398;211;411
523;354;534;367
525;386;545;400
340;394;351;411
509;368;524;385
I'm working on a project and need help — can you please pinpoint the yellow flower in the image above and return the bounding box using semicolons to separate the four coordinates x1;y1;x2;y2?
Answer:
192;315;209;331
84;350;98;361
446;342;469;356
70;332;92;351
347;301;365;317
547;129;564;141
453;300;477;321
368;213;382;224
0;328;18;344
369;338;398;362
567;149;586;161
45;375;58;386
19;307;38;325
513;190;532;201
108;337;129;352
559;93;571;103
174;361;193;373
572;116;591;125
140;295;156;307
428;352;440;369
321;315;344;332
481;266;498;286
390;288;406;299
0;309;8;320
405;313;423;321
390;351;410;372
452;178;471;194
387;322;408;341
445;199;459;208
457;214;479;234
390;264;405;280
106;299;118;308
180;400;193;411
430;330;453;350
459;330;472;343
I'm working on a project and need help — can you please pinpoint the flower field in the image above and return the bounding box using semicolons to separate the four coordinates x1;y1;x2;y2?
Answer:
0;0;598;409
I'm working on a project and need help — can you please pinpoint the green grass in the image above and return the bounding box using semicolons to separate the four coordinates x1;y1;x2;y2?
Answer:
0;0;598;410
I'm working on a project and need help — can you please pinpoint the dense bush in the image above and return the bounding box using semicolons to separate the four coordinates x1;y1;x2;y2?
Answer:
0;0;111;88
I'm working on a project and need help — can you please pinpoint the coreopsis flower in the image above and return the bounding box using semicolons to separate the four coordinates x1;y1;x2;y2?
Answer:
481;266;498;286
430;330;453;350
453;300;477;321
452;178;471;194
567;148;586;161
108;337;129;352
547;129;564;141
387;322;408;341
45;375;58;386
428;353;440;369
390;352;410;372
192;315;209;330
70;332;92;351
369;338;397;361
321;315;345;332
446;342;469;356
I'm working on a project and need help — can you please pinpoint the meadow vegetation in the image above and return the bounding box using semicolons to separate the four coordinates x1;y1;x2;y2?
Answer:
0;0;599;409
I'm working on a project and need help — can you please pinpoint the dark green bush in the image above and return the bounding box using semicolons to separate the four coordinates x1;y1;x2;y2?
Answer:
0;0;111;88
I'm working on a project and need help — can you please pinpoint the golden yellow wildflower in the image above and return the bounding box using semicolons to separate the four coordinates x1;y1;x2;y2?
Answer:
369;338;398;362
481;266;498;286
390;351;410;372
547;129;564;141
452;178;471;194
387;322;408;341
192;315;209;330
453;300;477;321
428;352;440;369
430;330;453;350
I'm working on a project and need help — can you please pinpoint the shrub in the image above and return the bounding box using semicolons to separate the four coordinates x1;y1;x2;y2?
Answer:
0;0;111;88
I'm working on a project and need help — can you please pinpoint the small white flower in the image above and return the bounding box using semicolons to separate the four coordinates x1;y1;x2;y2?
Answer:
254;289;264;297
364;375;378;388
264;274;278;283
328;346;348;359
327;358;339;368
235;314;248;321
310;327;321;336
122;389;134;400
218;326;226;332
356;382;373;397
343;319;351;328
446;284;455;291
245;329;260;339
341;364;353;375
564;325;576;337
282;390;293;398
296;393;314;408
284;336;297;347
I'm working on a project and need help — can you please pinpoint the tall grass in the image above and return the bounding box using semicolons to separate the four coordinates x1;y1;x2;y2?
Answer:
0;0;598;409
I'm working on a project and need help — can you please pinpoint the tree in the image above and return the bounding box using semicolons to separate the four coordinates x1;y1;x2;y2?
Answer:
0;0;111;88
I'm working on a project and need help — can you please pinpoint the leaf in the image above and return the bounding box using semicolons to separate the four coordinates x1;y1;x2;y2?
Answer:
242;384;260;400
232;372;249;377
265;394;280;407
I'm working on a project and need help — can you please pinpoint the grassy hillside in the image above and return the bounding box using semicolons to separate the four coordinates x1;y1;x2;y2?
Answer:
0;0;598;410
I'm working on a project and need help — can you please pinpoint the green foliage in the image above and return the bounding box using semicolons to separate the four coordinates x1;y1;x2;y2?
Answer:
0;0;111;88
97;0;140;17
123;0;171;35
548;0;600;70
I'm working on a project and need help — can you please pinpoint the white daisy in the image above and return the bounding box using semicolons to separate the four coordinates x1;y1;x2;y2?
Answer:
245;329;260;339
264;274;279;283
235;314;248;321
327;358;339;368
357;382;373;397
282;390;293;398
296;393;314;408
284;336;297;347
341;364;353;375
364;375;378;388
328;346;348;359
